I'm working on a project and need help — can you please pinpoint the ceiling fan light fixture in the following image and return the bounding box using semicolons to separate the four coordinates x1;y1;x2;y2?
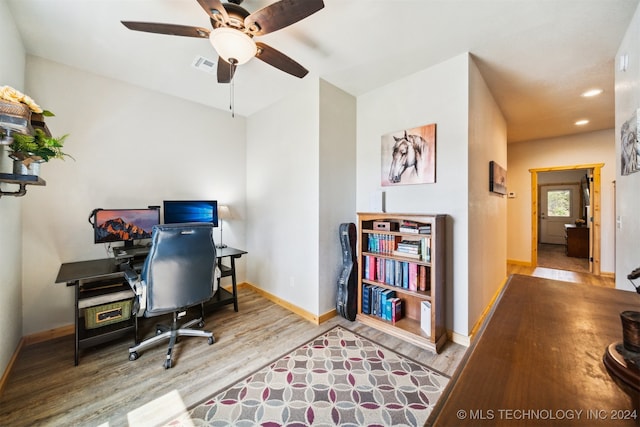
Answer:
209;27;257;65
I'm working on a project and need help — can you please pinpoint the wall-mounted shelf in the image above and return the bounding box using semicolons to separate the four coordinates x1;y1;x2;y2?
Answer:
0;173;46;198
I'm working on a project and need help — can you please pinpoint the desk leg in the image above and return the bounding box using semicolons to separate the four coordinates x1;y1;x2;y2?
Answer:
74;282;80;366
230;256;239;312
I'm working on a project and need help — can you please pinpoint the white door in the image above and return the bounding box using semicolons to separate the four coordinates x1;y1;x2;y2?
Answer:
540;184;580;244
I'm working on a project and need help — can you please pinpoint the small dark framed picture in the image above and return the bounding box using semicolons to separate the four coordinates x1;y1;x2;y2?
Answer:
489;161;507;195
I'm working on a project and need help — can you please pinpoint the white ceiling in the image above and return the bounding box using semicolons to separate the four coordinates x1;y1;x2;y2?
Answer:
6;0;639;143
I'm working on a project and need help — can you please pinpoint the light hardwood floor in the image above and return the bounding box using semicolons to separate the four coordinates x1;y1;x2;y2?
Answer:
0;265;615;427
0;286;467;427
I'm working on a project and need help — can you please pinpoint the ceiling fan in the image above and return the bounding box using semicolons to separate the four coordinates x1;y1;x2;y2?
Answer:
122;0;324;83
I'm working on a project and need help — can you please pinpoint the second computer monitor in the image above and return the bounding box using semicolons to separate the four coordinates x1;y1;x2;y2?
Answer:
163;200;218;227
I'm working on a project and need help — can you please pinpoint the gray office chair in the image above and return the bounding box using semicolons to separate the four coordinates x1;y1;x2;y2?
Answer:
124;223;219;369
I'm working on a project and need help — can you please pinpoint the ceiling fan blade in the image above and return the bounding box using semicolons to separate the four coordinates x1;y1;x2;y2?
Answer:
121;21;210;38
245;0;324;36
196;0;229;25
255;42;308;78
217;58;237;83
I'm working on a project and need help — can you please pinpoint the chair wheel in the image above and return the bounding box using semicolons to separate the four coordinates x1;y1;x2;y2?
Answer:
129;352;138;361
198;321;205;328
164;359;172;369
208;336;215;345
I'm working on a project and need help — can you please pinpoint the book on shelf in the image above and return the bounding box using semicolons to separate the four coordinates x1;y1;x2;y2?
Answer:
365;256;430;294
418;223;432;234
371;286;379;316
392;250;421;260
399;227;419;233
421;236;431;262
390;298;403;324
367;233;396;254
394;260;402;287
362;284;375;314
391;236;431;262
387;259;395;285
365;256;377;281
402;262;409;289
397;239;421;253
398;220;432;234
396;247;419;253
380;289;396;320
408;263;418;291
376;257;383;283
367;258;430;293
418;265;428;291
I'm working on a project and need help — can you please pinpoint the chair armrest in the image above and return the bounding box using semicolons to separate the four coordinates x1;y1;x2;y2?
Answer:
122;265;146;316
123;266;139;286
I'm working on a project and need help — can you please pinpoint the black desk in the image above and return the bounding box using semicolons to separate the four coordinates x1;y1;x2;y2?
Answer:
55;247;247;365
214;247;247;313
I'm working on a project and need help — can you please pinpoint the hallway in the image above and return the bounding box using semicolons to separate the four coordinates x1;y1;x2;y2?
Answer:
508;259;614;288
537;243;589;273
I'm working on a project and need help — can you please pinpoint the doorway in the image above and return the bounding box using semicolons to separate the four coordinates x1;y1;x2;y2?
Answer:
539;184;581;244
530;163;603;275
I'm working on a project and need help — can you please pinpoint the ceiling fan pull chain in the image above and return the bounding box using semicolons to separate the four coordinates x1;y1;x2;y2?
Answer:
230;59;236;118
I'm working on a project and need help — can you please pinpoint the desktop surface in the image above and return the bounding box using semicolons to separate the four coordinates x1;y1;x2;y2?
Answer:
55;258;122;283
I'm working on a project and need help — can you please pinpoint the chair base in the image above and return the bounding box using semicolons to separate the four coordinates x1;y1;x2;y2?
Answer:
129;313;214;369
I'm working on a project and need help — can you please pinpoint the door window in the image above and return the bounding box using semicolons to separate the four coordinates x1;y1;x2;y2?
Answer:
546;189;572;217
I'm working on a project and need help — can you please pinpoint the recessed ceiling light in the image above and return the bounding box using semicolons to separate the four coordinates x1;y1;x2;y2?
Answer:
575;119;590;126
582;89;603;97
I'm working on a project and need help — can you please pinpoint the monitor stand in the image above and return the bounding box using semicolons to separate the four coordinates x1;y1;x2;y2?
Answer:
113;243;150;260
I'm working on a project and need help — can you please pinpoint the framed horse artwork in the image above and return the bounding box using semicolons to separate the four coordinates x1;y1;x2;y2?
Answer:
381;123;436;186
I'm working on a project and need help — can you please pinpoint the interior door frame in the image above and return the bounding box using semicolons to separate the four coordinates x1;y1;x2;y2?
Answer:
530;163;604;275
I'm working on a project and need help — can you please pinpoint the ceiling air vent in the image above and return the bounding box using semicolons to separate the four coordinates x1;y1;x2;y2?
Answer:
192;56;217;74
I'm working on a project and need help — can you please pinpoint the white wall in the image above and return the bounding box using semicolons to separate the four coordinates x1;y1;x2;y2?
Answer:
615;3;640;291
507;129;616;273
467;58;507;332
20;56;247;335
356;53;503;337
245;78;356;318
246;77;321;315
0;0;25;379
318;80;357;314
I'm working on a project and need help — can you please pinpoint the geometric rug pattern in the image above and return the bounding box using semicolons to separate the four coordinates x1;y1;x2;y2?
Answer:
164;326;450;427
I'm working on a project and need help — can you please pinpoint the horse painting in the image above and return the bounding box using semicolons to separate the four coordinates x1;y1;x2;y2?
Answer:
381;124;436;186
388;131;427;183
621;113;639;176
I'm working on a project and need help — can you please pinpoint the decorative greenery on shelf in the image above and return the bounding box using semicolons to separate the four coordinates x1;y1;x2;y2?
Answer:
9;128;72;163
0;85;72;165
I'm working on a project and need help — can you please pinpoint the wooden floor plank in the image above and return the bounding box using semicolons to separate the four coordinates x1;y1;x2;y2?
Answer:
0;263;614;426
0;287;466;426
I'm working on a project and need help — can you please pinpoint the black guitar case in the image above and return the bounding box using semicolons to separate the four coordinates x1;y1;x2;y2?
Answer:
336;222;358;321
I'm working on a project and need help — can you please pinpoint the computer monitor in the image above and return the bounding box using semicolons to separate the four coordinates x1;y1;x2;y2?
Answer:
163;200;218;227
93;208;160;247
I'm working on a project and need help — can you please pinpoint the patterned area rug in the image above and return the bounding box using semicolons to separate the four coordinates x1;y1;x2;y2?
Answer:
165;326;449;426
